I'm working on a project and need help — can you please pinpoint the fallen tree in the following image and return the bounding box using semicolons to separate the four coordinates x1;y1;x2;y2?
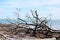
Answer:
6;9;52;38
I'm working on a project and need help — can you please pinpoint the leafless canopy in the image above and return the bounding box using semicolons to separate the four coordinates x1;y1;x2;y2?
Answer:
6;9;52;37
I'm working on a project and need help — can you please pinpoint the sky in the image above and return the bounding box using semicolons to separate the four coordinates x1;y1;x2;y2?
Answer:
0;0;60;19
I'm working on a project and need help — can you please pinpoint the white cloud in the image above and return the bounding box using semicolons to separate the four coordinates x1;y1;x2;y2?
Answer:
1;0;59;8
0;0;60;8
0;0;60;19
46;0;60;5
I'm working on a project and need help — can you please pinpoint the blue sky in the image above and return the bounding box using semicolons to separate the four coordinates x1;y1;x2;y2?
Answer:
0;0;60;19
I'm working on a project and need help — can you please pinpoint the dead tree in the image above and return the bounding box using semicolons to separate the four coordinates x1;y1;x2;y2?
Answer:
6;9;52;38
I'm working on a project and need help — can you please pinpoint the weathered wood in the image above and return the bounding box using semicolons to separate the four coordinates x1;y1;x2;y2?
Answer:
5;10;60;38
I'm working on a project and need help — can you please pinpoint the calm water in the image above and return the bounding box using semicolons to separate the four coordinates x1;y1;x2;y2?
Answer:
47;19;60;30
0;19;60;30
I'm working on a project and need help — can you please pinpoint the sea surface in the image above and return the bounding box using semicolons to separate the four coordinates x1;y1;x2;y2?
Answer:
0;19;60;30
